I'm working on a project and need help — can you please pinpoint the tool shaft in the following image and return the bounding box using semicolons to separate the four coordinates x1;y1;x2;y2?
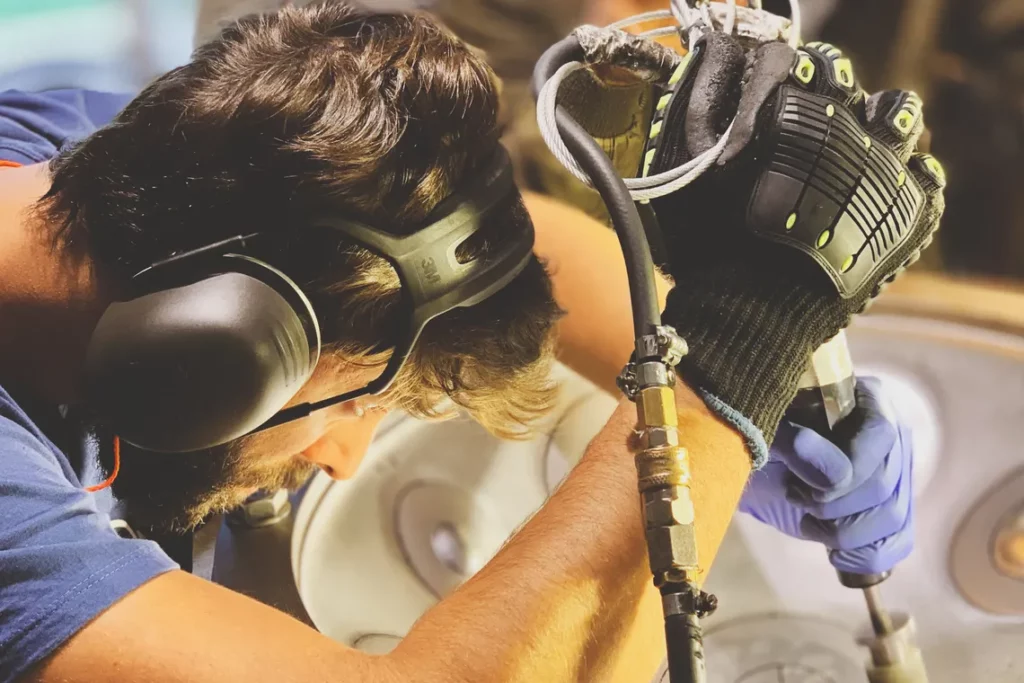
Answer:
863;584;896;635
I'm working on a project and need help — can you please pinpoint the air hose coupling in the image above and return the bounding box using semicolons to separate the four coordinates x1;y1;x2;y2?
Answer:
622;326;708;590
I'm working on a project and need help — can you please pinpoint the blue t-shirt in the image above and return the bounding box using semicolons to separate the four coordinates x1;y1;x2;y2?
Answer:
0;90;178;683
0;89;130;165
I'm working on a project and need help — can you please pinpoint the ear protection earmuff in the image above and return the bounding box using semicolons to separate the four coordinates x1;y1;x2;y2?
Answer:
84;146;533;453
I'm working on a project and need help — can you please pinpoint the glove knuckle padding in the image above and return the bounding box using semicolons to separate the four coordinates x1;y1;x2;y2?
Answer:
747;85;930;299
910;152;948;194
800;42;861;107
864;90;926;161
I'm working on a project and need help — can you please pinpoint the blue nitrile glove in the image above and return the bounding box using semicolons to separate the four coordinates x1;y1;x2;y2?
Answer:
738;377;914;575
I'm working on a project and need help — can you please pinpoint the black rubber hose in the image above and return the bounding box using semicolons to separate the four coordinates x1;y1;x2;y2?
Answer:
664;611;707;683
531;37;662;339
530;36;583;101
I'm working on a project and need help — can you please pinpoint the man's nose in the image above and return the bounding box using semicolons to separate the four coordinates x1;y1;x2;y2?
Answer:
301;410;387;480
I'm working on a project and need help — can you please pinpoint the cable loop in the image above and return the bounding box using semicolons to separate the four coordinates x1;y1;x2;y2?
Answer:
535;0;804;201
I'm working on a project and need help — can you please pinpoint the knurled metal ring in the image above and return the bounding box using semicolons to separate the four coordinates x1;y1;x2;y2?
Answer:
662;587;719;618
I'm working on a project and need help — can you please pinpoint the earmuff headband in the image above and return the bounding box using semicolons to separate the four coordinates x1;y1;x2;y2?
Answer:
256;146;534;431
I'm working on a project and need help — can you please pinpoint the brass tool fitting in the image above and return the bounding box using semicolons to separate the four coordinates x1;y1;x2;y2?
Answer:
627;326;705;590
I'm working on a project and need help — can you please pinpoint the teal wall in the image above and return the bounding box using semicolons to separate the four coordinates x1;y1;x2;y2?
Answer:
0;0;197;92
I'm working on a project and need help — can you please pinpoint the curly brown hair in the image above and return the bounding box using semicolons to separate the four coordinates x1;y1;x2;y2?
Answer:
37;1;562;438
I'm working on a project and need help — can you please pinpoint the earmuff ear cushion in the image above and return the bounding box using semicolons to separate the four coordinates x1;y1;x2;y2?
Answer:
86;271;316;453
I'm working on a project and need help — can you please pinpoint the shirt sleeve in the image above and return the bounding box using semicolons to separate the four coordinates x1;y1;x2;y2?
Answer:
0;415;178;683
0;89;133;165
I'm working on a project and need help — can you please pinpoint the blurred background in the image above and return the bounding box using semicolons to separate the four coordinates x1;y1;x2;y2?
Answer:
0;0;196;93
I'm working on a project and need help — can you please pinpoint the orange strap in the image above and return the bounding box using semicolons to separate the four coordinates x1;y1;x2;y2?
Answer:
86;437;121;493
0;160;22;168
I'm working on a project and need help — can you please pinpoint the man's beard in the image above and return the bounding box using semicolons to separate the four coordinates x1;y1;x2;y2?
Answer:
99;436;316;535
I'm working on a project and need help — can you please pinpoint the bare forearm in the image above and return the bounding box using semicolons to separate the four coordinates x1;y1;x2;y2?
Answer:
393;387;749;682
392;403;647;682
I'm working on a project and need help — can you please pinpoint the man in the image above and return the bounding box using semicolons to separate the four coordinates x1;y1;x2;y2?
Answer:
0;3;931;681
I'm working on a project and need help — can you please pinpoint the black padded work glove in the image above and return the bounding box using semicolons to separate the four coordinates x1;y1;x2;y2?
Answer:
646;36;947;443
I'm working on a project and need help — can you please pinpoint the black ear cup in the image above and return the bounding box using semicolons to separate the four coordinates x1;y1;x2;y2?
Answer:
85;257;320;453
84;146;526;452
